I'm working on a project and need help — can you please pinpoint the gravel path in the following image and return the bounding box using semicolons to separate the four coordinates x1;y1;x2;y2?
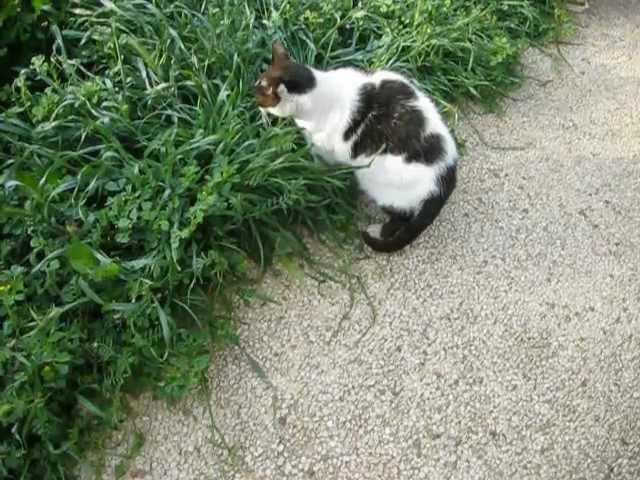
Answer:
98;3;640;479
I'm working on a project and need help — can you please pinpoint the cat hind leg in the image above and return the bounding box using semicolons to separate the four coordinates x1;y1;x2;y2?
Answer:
371;209;412;239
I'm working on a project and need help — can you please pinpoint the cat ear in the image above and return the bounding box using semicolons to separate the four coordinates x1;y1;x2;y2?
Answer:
272;40;290;65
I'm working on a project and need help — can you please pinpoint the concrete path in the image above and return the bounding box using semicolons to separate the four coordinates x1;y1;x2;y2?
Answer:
104;3;640;479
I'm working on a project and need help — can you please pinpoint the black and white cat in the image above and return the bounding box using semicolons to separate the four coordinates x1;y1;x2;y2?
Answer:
255;41;458;253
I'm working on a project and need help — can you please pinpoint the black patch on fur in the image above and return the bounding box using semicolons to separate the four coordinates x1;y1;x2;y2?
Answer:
344;80;445;164
281;63;316;94
343;82;377;141
362;162;457;253
416;133;446;164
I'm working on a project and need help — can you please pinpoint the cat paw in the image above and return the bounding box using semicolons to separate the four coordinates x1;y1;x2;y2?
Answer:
365;224;383;239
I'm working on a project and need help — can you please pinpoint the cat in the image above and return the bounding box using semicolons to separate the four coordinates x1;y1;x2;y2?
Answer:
255;41;458;253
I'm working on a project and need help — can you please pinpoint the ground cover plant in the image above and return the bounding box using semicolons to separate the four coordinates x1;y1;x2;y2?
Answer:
0;0;568;477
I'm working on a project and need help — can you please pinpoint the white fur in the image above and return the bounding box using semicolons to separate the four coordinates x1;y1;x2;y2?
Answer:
263;68;458;213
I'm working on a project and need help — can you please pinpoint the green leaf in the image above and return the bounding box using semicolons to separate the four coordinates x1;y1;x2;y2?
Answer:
32;0;50;14
95;262;121;280
0;403;13;421
14;172;42;197
78;278;104;305
154;298;172;349
65;241;99;275
76;394;106;419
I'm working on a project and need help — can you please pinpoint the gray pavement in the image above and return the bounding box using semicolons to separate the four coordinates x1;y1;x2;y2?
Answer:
98;2;640;479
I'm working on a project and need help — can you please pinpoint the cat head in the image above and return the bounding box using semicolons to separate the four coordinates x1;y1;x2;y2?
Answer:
254;41;316;118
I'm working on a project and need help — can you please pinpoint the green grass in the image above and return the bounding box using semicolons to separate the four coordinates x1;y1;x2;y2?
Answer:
0;0;568;477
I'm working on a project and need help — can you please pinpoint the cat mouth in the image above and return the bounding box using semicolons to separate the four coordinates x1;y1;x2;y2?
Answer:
256;94;280;109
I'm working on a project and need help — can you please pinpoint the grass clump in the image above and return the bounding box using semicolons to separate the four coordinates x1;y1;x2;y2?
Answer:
0;0;567;477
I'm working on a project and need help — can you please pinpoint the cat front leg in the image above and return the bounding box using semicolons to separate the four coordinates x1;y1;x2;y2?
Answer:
310;144;323;159
298;129;327;163
306;143;329;164
310;144;342;166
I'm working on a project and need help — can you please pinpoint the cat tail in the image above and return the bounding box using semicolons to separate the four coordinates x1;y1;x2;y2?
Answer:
361;164;457;253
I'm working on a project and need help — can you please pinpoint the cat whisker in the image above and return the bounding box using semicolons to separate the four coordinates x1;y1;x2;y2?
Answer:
259;108;271;127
